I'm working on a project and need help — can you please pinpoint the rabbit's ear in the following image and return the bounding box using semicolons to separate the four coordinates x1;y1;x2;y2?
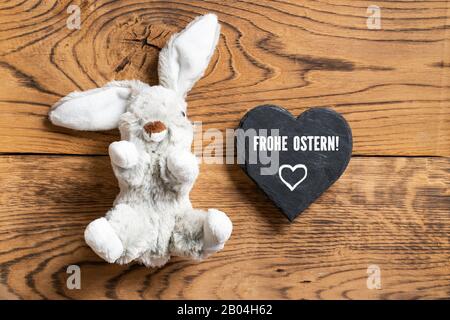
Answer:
49;82;131;131
158;14;220;97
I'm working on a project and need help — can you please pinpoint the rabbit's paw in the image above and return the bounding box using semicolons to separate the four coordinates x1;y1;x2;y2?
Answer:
203;209;232;255
109;141;139;168
84;218;124;263
167;151;199;183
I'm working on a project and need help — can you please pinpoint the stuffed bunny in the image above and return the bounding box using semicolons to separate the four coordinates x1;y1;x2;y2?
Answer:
48;14;232;267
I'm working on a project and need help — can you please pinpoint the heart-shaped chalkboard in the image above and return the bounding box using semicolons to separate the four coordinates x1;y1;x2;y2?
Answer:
237;105;352;221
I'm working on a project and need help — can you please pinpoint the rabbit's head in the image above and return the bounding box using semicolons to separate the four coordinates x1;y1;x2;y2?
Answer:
49;14;220;153
118;84;191;152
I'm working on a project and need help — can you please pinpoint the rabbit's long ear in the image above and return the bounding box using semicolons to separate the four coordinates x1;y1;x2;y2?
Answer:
158;14;220;97
49;82;132;131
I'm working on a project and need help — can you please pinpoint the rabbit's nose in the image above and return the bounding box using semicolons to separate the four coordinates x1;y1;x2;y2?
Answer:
143;121;167;142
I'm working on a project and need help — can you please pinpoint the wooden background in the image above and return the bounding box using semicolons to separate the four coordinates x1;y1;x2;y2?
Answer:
0;0;448;300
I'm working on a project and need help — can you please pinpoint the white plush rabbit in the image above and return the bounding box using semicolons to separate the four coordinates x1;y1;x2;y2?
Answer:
49;14;232;267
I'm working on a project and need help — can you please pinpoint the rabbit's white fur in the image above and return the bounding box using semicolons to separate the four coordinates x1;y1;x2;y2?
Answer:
48;14;232;267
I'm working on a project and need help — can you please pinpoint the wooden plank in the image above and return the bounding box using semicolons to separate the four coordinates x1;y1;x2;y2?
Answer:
0;155;448;299
0;0;449;155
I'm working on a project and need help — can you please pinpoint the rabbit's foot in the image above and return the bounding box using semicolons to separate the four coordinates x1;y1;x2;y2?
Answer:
138;254;170;268
84;218;124;263
202;209;232;255
109;141;139;168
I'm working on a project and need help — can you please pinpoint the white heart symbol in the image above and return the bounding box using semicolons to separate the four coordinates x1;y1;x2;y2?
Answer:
278;164;308;191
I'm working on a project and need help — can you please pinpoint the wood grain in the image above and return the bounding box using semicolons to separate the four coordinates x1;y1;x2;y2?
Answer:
0;0;448;301
0;0;449;155
0;156;448;300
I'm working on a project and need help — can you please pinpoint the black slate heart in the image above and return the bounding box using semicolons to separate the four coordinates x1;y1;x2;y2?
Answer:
237;105;352;222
